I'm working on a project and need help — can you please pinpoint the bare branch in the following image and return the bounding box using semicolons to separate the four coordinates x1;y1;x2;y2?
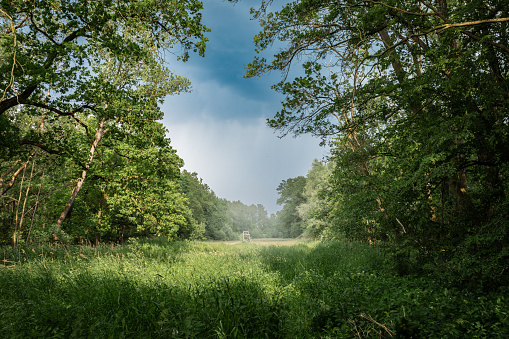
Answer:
0;9;18;103
29;12;59;45
370;17;509;61
0;158;30;196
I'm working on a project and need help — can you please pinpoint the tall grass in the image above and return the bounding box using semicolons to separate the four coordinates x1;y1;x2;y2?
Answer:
0;238;507;338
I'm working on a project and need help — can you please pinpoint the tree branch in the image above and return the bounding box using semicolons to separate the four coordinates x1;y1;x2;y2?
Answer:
17;140;62;155
370;17;509;61
0;158;30;196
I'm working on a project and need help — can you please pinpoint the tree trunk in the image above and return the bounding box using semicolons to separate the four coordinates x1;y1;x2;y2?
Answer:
16;157;36;245
379;28;406;83
447;167;473;216
27;170;45;243
1;159;30;197
12;163;27;247
56;118;107;227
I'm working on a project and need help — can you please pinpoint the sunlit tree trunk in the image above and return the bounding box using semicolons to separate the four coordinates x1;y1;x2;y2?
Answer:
13;161;27;247
27;170;44;243
16;157;36;245
1;159;29;197
56;117;108;227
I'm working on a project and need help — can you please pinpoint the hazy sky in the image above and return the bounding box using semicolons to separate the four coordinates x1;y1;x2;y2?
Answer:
161;1;328;214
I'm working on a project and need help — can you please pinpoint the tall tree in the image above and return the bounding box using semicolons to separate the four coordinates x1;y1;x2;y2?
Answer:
226;201;274;238
297;159;333;237
0;0;206;115
180;171;238;241
276;176;307;238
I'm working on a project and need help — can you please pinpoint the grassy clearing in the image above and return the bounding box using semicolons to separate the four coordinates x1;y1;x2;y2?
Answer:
200;238;303;246
0;239;507;338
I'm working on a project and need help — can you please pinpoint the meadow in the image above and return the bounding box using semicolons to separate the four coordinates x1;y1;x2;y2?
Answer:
0;238;507;338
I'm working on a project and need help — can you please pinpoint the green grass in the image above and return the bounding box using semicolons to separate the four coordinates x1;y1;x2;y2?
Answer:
0;238;507;338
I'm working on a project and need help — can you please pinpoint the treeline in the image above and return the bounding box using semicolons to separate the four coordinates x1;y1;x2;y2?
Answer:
253;0;509;292
181;170;279;240
0;144;275;245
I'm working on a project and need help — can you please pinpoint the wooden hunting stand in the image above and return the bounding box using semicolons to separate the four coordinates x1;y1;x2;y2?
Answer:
242;231;251;242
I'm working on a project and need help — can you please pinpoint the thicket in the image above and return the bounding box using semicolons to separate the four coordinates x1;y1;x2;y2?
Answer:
252;0;509;292
1;239;507;338
0;0;210;245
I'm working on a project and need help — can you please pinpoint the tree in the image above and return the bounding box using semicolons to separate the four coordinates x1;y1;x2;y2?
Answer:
180;171;236;241
248;0;509;289
276;176;307;238
0;106;200;244
226;201;274;238
0;0;206;115
297;159;333;237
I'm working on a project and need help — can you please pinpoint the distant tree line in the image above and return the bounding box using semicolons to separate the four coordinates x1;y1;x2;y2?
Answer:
181;170;279;241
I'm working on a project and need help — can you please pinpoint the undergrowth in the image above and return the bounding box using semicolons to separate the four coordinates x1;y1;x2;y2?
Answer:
0;238;507;338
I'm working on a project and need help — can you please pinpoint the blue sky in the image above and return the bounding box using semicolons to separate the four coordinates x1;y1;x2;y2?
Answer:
161;1;328;214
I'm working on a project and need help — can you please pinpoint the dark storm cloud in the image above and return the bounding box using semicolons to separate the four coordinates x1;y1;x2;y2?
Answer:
161;1;328;213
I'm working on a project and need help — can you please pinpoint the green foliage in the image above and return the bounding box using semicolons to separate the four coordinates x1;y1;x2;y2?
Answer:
250;0;509;291
297;159;334;237
0;109;199;244
276;176;307;237
0;0;209;244
227;201;277;239
179;171;277;241
0;239;507;338
275;159;334;239
180;170;236;241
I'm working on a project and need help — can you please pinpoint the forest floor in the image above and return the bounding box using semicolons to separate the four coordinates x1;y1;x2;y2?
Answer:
0;238;507;338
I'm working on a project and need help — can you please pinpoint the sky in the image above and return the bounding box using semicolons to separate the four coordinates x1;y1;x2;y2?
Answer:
161;1;328;215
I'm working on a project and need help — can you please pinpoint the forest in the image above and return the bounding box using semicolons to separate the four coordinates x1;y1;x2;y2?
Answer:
245;0;509;292
0;0;280;245
0;0;508;337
